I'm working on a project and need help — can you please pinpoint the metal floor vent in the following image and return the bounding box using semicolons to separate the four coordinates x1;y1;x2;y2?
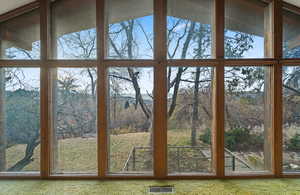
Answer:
149;186;174;193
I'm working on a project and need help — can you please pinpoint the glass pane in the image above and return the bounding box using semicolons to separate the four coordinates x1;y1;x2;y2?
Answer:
51;0;96;59
108;67;153;174
0;68;40;173
167;67;213;174
106;0;153;59
0;10;40;59
283;9;300;58
167;0;212;59
51;68;97;174
225;0;267;58
283;66;300;172
224;66;271;174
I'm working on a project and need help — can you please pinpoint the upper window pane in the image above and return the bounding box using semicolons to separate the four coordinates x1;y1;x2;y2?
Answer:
225;0;267;58
283;9;300;58
0;10;40;59
167;0;212;59
51;0;96;59
106;0;153;59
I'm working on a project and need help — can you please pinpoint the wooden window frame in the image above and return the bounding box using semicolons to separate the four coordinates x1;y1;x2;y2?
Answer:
0;0;299;179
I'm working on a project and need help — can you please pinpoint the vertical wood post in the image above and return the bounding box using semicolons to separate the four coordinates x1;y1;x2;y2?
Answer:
154;0;167;178
97;0;108;177
40;0;51;178
264;0;283;175
273;0;283;177
212;0;225;177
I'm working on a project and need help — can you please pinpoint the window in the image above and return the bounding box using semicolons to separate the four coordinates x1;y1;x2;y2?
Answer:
167;0;212;59
51;68;97;174
225;0;268;58
283;9;300;58
51;0;96;59
283;66;300;173
224;66;272;174
106;0;153;59
0;68;40;173
167;66;213;174
0;0;299;179
0;10;40;59
108;67;153;174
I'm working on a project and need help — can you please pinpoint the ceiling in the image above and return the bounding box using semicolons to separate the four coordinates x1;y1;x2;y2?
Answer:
0;0;35;16
0;0;299;16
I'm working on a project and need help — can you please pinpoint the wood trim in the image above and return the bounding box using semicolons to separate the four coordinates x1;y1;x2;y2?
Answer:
283;2;300;15
97;0;107;177
103;60;156;67
281;59;300;65
0;1;39;23
224;59;277;66
272;0;283;177
212;0;225;177
167;59;218;66
0;60;42;67
153;0;167;178
40;0;51;178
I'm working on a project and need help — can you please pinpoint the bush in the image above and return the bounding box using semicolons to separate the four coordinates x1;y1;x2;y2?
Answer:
286;134;300;152
199;127;264;151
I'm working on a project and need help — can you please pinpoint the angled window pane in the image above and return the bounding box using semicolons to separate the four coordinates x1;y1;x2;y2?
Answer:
283;9;300;58
0;68;40;173
108;67;153;175
0;10;40;59
167;0;212;59
167;67;213;174
51;68;97;174
225;0;267;58
51;0;96;59
283;66;300;173
224;66;272;174
106;0;153;59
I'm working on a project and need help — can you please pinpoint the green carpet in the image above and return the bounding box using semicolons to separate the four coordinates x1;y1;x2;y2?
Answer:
0;179;300;195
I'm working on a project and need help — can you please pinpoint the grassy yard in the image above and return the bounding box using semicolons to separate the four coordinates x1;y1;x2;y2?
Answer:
6;129;196;173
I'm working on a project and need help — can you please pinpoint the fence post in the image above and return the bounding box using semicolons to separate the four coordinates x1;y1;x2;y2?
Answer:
132;147;136;171
177;147;180;172
232;156;235;171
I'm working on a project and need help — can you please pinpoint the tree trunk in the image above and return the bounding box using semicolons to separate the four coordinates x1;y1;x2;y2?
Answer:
8;139;40;172
191;67;201;146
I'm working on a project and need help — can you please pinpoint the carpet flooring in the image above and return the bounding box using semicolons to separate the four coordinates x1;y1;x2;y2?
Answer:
1;179;300;195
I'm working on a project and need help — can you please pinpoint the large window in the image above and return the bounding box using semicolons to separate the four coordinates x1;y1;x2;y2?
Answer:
108;67;153;174
224;66;271;174
167;66;213;174
283;66;300;173
0;0;300;179
0;68;40;173
51;68;97;174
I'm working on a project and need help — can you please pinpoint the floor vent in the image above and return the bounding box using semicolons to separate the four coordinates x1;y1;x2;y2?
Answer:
149;186;174;193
